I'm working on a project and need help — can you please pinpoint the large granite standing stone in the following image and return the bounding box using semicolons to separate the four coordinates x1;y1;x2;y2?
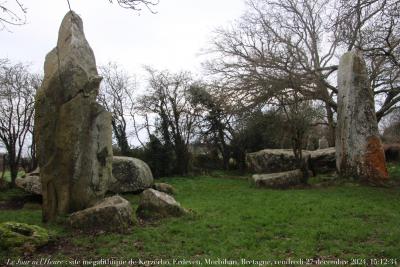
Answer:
336;51;388;184
35;11;113;222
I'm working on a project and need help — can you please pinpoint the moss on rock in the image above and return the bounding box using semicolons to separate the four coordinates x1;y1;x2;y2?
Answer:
0;222;49;251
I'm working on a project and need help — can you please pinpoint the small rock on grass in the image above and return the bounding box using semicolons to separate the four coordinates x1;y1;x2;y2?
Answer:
68;195;133;233
250;169;303;189
136;189;187;221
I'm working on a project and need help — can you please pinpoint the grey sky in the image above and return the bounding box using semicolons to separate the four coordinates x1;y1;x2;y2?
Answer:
1;0;246;76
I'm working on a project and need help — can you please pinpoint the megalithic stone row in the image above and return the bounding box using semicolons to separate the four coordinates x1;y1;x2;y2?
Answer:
336;50;388;184
35;11;113;222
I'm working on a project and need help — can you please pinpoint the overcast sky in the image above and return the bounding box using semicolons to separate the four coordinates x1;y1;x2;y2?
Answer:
1;0;246;77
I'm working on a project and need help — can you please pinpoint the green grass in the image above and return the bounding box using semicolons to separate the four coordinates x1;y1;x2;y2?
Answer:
1;170;25;183
1;168;400;264
387;162;400;179
0;188;31;201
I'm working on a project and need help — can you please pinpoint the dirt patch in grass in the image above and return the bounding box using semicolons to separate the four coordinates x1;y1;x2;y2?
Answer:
35;238;76;257
31;233;100;260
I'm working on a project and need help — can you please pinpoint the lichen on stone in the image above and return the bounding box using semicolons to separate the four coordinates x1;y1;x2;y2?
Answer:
0;222;49;252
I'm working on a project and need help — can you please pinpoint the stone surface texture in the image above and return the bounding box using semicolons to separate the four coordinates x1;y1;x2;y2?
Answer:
136;189;187;220
68;195;132;233
246;148;335;174
109;157;154;193
250;169;303;189
35;11;112;221
153;183;176;195
15;174;41;195
336;51;388;184
318;137;329;149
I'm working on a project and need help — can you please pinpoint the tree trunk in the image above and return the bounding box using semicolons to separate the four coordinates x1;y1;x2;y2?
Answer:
218;127;230;170
112;121;130;156
9;162;18;188
30;130;38;171
0;154;6;181
326;105;335;147
174;141;189;175
222;153;229;170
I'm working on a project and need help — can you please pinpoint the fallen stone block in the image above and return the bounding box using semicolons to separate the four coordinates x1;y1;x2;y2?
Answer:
68;195;132;233
136;189;187;221
246;148;336;174
250;169;303;189
15;174;41;195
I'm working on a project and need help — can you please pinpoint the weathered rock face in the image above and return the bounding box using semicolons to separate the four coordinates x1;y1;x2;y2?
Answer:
308;148;337;174
0;222;49;253
68;195;132;233
336;51;388;184
318;137;329;149
250;169;303;189
15;173;41;195
35;11;112;222
29;167;40;176
108;157;154;193
153;183;176;195
246;149;299;173
246;148;336;174
136;189;187;221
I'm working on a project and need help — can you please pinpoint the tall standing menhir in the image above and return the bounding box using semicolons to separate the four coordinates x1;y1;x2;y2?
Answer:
34;11;113;222
336;50;388;185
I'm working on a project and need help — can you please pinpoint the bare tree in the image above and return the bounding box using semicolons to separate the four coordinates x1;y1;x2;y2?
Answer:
0;0;26;30
26;73;42;171
109;0;159;12
0;59;36;186
98;62;136;156
137;68;201;175
336;0;400;120
206;0;339;145
1;0;159;30
206;0;400;145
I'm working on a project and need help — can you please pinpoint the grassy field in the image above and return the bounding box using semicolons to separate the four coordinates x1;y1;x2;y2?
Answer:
1;170;25;183
1;166;400;265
